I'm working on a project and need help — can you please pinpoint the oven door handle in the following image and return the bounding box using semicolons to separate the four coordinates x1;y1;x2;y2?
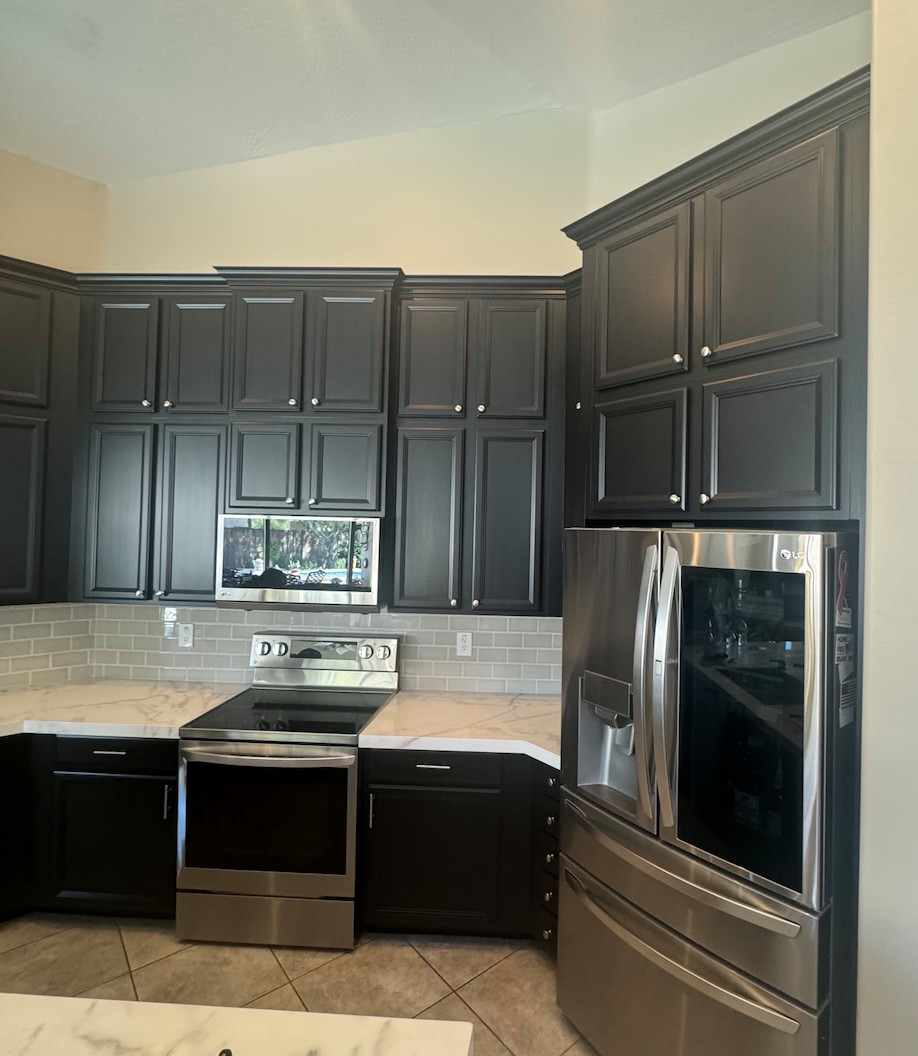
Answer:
181;747;356;769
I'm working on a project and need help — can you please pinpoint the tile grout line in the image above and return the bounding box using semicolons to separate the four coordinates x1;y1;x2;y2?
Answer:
114;921;140;1001
453;991;518;1056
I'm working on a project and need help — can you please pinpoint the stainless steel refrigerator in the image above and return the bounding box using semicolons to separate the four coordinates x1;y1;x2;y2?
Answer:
558;529;859;1056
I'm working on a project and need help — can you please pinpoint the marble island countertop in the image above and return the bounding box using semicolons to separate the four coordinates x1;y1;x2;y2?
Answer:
0;991;472;1056
0;679;561;767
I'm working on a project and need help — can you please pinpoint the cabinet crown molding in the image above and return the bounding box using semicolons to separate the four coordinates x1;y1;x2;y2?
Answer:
0;254;78;294
401;274;571;298
213;266;403;288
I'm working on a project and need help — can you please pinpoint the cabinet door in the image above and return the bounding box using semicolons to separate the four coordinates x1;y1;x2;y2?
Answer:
701;359;837;511
592;389;687;514
362;784;502;931
84;424;153;599
90;298;159;412
154;425;226;602
306;422;381;512
470;427;543;613
592;203;691;389
703;128;839;365
162;296;232;412
0;736;31;918
0;415;45;602
0;278;51;407
232;291;304;411
227;423;299;509
51;771;177;915
476;300;546;417
398;299;468;416
392;427;464;609
310;290;385;412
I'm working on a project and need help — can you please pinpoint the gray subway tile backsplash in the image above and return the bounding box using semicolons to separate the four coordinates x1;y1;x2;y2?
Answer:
0;603;562;695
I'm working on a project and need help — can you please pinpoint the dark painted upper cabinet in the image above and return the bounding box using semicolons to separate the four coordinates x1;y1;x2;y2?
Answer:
398;299;468;416
0;278;52;407
309;291;385;412
470;427;544;613
232;291;304;411
592;204;690;389
703;128;840;365
90;299;159;412
227;422;300;509
306;422;382;512
84;423;153;599
0;415;46;602
476;300;547;417
162;296;232;412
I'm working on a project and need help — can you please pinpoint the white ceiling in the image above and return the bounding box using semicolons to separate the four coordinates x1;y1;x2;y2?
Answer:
0;0;868;183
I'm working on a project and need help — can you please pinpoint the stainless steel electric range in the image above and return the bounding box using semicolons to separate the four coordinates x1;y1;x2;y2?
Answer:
176;631;399;949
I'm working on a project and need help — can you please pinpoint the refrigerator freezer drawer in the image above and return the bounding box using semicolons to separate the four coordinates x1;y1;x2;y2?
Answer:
558;856;825;1056
561;790;827;1007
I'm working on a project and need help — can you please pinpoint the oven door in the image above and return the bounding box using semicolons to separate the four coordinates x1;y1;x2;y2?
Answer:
177;740;357;899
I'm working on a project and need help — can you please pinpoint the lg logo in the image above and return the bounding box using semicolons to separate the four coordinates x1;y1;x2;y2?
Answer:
780;548;805;561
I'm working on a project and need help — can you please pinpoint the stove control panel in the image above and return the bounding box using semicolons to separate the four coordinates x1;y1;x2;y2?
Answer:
249;632;399;690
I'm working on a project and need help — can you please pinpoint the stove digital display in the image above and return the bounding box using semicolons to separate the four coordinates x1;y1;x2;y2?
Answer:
288;640;358;661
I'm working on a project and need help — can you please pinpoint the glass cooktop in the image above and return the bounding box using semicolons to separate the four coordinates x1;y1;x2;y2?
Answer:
181;687;392;745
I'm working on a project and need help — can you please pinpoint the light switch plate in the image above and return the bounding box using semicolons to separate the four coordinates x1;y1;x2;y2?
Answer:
178;624;194;649
162;607;178;623
456;631;472;658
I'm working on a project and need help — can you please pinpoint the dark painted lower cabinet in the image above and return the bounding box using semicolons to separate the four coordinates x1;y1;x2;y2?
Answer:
0;736;32;921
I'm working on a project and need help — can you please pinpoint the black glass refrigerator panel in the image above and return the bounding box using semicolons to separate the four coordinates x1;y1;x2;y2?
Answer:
678;566;805;893
184;762;348;875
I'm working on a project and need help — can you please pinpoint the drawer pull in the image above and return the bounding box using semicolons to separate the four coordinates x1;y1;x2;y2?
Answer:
542;928;554;940
545;852;556;865
93;750;128;756
546;815;556;826
543;890;555;903
547;776;557;789
416;763;451;771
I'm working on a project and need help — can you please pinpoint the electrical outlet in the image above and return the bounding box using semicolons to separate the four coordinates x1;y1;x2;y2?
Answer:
456;631;472;658
178;623;194;649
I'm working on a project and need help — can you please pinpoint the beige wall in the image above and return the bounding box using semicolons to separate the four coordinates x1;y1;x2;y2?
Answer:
858;2;918;1053
586;13;872;211
0;150;107;272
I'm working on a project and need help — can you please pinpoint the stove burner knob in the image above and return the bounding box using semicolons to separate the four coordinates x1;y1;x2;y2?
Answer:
357;645;373;660
256;642;271;656
375;646;391;660
255;718;270;731
272;719;289;732
273;642;289;657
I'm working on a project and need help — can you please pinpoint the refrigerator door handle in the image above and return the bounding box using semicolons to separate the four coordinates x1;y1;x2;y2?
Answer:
564;800;801;938
564;869;801;1037
652;546;679;828
631;543;658;824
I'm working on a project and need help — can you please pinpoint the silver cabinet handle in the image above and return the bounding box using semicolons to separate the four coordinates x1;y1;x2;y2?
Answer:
182;746;355;769
450;598;458;607
285;497;294;504
416;763;451;771
155;590;166;597
162;784;170;821
575;401;582;410
311;396;320;406
472;599;480;608
699;493;710;504
700;346;712;358
308;497;317;506
672;354;684;364
545;852;556;865
652;548;680;829
288;397;298;406
454;404;463;413
564;870;799;1036
547;776;557;789
543;891;554;903
141;399;151;408
93;749;127;756
477;404;486;413
542;928;554;940
163;400;173;408
669;493;680;505
368;792;375;830
134;590;144;598
546;815;556;826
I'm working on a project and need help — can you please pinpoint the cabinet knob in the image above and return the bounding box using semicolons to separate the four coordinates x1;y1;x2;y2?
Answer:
546;815;556;826
163;400;173;409
545;852;556;865
450;598;458;607
134;590;144;598
141;399;151;408
477;404;486;413
308;497;317;506
472;599;480;608
547;776;556;789
288;398;298;407
669;494;681;505
285;497;295;505
454;404;463;414
575;401;582;410
311;396;320;406
701;346;713;359
543;891;554;903
542;928;554;940
673;354;684;364
155;590;166;597
700;493;710;505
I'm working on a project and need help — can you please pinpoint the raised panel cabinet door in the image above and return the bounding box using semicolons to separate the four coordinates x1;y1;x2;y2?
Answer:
593;202;691;389
227;422;299;508
154;425;226;602
361;784;502;931
703;127;840;364
162;296;232;412
476;300;547;417
306;422;381;512
310;290;385;412
0;278;52;407
90;298;159;412
471;428;544;613
51;771;177;914
84;424;153;599
0;736;31;917
398;298;468;415
232;291;304;411
0;415;45;602
592;388;687;514
392;427;463;609
701;359;837;510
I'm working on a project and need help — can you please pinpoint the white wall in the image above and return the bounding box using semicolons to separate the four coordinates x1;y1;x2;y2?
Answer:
0;149;107;271
586;13;871;213
858;2;918;1053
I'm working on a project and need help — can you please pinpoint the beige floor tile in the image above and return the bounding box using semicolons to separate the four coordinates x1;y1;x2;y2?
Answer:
408;934;525;989
246;983;307;1012
79;974;137;1001
0;913;75;955
117;918;192;970
418;993;513;1056
0;919;127;997
293;937;449;1018
132;942;286;1008
272;945;346;982
460;947;579;1056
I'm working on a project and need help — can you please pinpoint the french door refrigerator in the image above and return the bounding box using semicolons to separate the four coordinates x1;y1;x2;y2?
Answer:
558;529;859;1056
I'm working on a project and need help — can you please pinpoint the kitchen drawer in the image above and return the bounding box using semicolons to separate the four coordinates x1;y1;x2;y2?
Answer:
363;749;501;788
55;737;179;775
535;829;560;875
534;906;558;955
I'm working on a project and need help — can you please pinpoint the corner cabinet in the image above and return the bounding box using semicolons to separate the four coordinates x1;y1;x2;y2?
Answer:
565;71;868;523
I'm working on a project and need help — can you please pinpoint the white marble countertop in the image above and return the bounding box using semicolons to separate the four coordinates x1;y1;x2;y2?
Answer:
0;991;472;1056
